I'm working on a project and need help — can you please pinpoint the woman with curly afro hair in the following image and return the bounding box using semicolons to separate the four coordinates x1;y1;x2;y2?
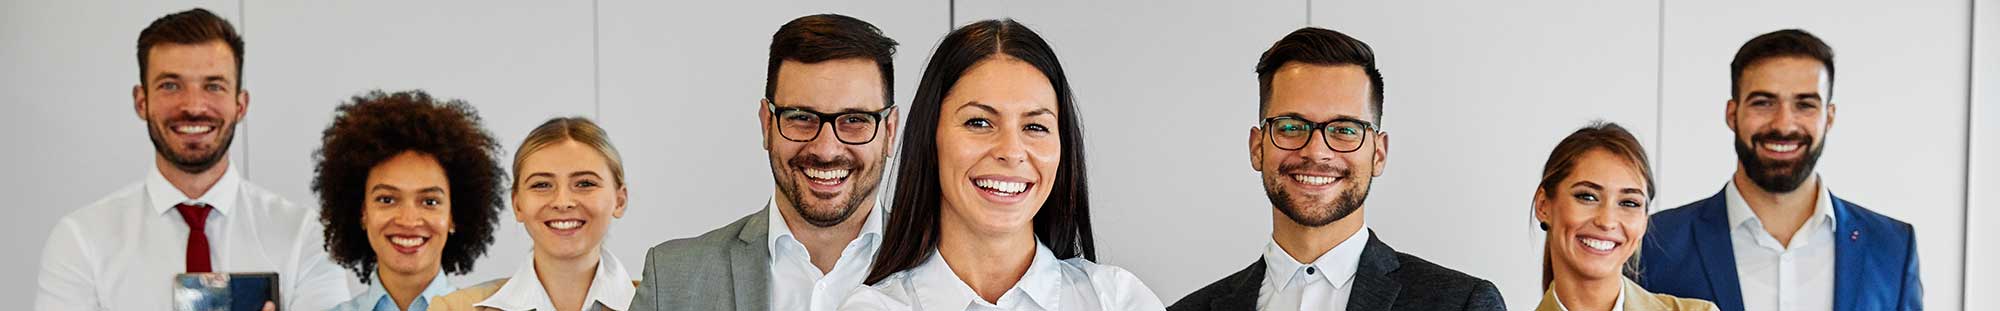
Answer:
315;90;506;311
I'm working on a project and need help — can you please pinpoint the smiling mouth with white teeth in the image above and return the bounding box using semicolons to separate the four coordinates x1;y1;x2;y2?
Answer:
386;234;431;254
1291;174;1341;186
546;219;585;231
1578;236;1620;252
173;124;215;135
802;167;852;185
973;178;1030;196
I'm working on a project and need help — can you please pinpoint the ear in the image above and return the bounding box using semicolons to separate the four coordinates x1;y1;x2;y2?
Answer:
1724;98;1739;132
759;98;774;150
612;186;629;219
881;107;900;153
132;84;148;121
1823;102;1836;135
1248;126;1265;171
234;89;249;120
1533;187;1552;225
512;192;529;223
1370;131;1389;177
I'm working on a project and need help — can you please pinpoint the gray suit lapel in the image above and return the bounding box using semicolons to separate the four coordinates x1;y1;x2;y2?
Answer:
731;207;772;311
1347;230;1403;311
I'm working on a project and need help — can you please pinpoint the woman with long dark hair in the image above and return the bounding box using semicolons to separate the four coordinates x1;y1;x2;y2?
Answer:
838;19;1163;311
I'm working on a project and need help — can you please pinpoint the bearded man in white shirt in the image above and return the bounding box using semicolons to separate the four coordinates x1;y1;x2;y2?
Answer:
34;8;351;311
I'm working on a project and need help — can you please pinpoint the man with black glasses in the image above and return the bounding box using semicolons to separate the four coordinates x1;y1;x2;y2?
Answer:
630;14;900;311
1171;27;1503;311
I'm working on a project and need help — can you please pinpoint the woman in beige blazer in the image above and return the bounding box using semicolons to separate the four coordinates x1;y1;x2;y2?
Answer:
433;117;637;311
1531;122;1717;311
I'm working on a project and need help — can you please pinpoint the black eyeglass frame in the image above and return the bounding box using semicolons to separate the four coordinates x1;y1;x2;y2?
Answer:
1259;116;1382;153
766;100;897;145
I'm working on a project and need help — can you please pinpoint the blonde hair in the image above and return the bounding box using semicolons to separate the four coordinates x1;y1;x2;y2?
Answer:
513;117;626;190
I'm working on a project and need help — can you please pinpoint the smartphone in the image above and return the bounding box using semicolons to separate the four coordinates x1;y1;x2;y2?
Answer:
172;272;282;311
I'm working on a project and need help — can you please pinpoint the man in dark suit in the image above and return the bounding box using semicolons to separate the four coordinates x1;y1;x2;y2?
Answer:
1637;29;1921;311
1169;27;1504;311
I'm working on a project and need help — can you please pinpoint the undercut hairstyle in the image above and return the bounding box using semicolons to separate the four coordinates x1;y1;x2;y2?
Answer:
864;19;1093;285
136;8;245;88
514;117;626;190
1535;121;1654;289
1255;27;1384;123
1729;29;1835;101
313;90;506;283
766;14;900;106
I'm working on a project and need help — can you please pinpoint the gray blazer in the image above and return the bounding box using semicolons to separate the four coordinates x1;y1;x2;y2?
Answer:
630;208;771;311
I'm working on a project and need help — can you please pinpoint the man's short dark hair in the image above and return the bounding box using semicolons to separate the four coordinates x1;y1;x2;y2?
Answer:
1256;27;1384;123
766;14;899;106
1730;29;1834;101
136;8;245;88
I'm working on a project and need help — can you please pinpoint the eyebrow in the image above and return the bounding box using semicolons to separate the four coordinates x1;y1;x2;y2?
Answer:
1571;180;1648;196
1793;93;1823;101
957;102;999;115
1272;112;1372;125
1023;107;1056;118
569;171;602;179
370;184;445;194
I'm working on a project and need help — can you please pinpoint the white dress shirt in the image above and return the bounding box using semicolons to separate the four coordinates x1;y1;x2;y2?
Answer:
1724;180;1836;311
1258;226;1370;311
475;248;637;311
769;197;885;311
331;270;456;311
35;164;351;311
838;241;1166;311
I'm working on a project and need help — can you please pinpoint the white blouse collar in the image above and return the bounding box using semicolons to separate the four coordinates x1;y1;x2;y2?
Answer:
476;248;636;310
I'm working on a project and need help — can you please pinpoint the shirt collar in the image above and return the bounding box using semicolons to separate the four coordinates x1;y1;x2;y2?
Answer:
1549;283;1625;311
1723;179;1838;232
766;196;887;257
1262;225;1370;292
359;269;455;311
476;248;637;311
912;240;1065;310
146;162;243;217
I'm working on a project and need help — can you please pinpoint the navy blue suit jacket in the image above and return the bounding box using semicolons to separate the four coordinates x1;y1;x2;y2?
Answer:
1637;187;1921;311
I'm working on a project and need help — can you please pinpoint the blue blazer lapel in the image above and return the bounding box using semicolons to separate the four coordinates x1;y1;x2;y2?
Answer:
1831;197;1861;311
1692;191;1746;311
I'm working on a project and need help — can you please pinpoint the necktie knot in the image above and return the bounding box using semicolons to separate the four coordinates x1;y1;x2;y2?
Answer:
175;203;211;230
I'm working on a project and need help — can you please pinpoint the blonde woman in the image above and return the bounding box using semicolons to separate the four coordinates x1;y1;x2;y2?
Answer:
435;117;636;311
1532;122;1716;311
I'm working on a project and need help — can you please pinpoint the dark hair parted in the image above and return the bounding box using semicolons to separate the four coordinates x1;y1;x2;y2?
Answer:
766;14;900;106
1256;27;1384;123
1730;29;1834;101
1535;121;1653;289
864;19;1092;285
136;8;245;87
313;90;506;283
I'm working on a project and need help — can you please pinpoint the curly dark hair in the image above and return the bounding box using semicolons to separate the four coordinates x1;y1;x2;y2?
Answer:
312;90;506;283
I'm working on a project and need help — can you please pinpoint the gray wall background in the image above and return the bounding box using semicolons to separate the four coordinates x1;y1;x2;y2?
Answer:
3;1;1991;310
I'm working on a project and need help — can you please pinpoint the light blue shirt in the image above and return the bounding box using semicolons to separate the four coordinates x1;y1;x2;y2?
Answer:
331;270;456;311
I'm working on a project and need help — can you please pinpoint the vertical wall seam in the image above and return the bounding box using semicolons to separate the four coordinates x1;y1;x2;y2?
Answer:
593;0;602;119
1654;0;1666;201
1961;0;1977;309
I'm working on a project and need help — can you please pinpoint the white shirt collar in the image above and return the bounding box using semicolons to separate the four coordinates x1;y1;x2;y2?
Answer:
766;196;886;257
1550;284;1625;311
1263;225;1370;292
345;269;455;311
910;241;1066;310
145;162;242;217
1723;178;1837;233
476;248;637;311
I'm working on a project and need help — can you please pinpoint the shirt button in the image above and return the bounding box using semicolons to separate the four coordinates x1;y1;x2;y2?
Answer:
1306;267;1317;275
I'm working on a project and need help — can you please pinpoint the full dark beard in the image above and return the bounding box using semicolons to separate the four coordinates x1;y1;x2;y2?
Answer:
773;152;881;227
1263;161;1370;227
1732;132;1824;193
146;117;234;174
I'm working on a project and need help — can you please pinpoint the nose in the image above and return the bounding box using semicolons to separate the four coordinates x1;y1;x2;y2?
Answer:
552;186;578;210
1589;207;1619;231
390;203;427;227
992;128;1030;166
1294;130;1338;162
801;122;847;160
1767;101;1804;134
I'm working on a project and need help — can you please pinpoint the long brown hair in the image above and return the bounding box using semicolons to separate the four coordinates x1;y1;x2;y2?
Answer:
1536;121;1653;290
863;19;1092;285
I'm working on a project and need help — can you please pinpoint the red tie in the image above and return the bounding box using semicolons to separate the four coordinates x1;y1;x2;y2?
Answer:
175;203;213;273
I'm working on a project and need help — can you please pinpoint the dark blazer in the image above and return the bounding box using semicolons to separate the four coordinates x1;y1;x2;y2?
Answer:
629;208;771;311
1638;188;1921;311
1169;230;1505;311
